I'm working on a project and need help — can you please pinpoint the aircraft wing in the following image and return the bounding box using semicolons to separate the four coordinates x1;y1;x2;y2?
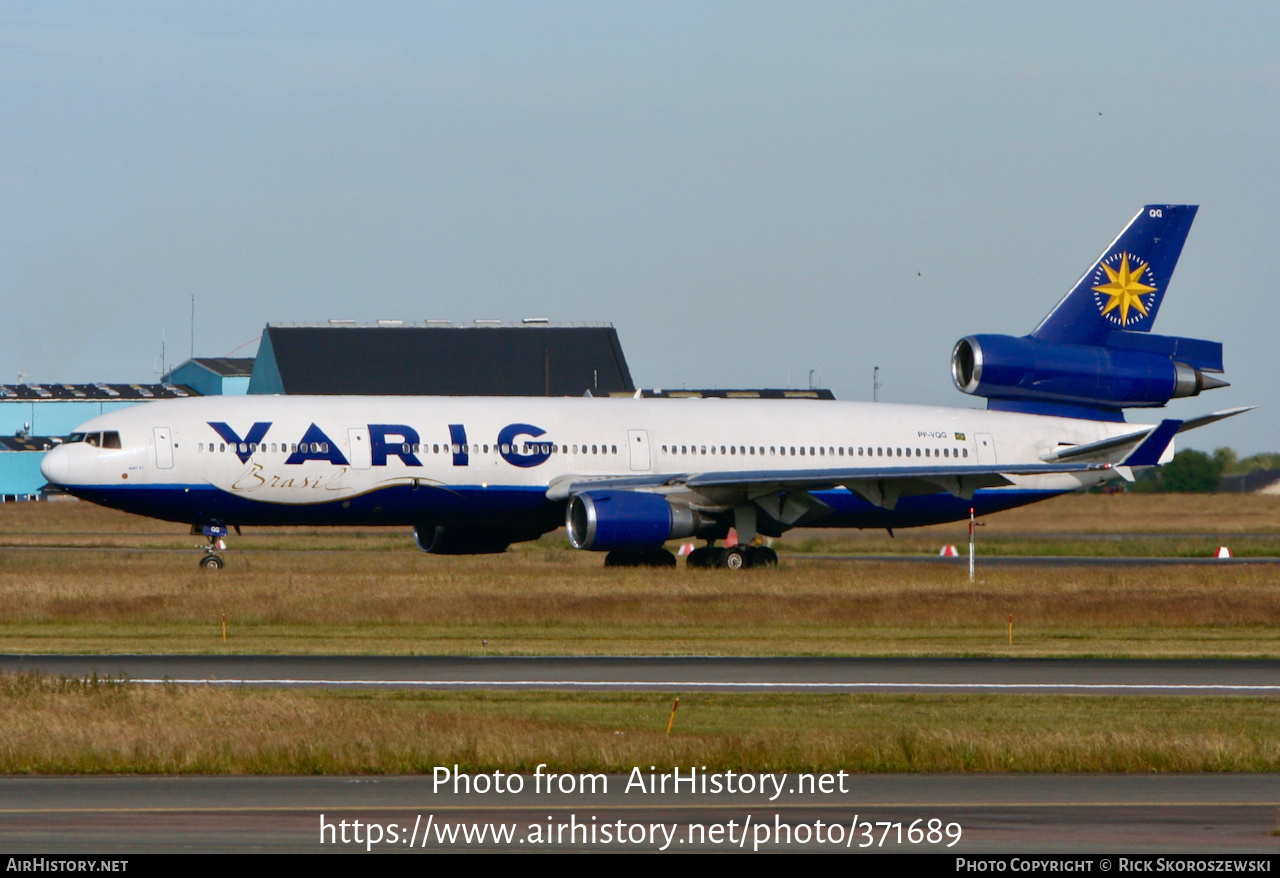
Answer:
546;459;1113;511
545;406;1255;512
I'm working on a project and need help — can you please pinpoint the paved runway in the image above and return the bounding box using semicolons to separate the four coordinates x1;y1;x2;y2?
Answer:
3;655;1279;694
1;774;1277;853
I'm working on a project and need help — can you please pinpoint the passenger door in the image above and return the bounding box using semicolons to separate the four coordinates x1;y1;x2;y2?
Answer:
975;433;996;465
347;427;371;469
153;427;174;470
627;429;651;471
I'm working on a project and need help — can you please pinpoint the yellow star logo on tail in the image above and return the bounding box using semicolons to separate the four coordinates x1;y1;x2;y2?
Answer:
1092;253;1157;325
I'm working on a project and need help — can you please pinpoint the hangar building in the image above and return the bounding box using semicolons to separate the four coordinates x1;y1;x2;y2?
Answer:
245;321;634;396
160;358;254;396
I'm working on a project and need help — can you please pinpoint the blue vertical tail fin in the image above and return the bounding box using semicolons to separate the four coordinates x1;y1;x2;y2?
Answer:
1030;205;1198;345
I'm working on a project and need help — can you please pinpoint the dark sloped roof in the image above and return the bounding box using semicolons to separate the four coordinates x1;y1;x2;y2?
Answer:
0;384;198;401
190;357;256;377
251;324;634;396
0;436;62;452
1220;469;1280;494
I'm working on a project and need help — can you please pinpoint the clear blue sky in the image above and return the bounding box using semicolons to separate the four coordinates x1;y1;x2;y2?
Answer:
2;2;1275;451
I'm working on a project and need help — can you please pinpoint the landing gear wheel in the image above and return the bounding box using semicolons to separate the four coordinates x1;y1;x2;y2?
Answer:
645;548;677;568
604;550;638;567
199;554;225;570
747;546;778;567
718;548;748;570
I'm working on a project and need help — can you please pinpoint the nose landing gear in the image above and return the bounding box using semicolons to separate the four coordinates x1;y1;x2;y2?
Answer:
196;524;229;570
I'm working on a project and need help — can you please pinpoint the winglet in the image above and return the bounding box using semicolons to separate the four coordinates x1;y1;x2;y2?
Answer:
1122;419;1182;466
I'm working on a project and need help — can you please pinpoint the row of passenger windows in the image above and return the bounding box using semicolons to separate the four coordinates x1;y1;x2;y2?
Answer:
192;439;967;461
194;441;621;456
658;443;969;459
198;442;331;454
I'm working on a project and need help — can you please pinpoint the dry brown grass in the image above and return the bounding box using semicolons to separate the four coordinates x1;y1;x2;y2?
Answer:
2;497;1280;656
8;491;1279;543
0;676;1277;774
0;546;1278;655
876;491;1280;535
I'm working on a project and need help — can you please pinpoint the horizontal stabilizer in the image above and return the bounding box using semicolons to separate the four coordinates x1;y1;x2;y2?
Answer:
1039;407;1253;466
1172;407;1254;435
1176;406;1255;434
1039;428;1153;462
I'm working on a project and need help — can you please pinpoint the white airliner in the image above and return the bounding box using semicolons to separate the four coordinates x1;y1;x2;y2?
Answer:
39;205;1247;569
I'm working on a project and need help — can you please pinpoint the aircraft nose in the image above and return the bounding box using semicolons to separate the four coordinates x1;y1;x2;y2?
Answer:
40;445;70;486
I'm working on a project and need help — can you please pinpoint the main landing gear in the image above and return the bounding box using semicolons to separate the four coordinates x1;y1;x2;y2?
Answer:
686;543;779;570
195;524;230;570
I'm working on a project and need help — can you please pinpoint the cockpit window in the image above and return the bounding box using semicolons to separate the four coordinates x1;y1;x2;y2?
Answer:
65;431;119;448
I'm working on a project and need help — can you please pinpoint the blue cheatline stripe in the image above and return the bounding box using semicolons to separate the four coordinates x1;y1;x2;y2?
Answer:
60;480;1067;531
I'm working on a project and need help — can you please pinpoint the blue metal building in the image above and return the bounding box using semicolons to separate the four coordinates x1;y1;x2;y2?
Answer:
0;384;198;500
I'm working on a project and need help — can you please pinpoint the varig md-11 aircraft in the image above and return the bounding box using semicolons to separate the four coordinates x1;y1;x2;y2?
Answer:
41;205;1248;569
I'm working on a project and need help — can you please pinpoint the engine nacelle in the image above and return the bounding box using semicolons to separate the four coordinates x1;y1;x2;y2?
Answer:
566;491;707;551
413;524;512;555
952;334;1224;410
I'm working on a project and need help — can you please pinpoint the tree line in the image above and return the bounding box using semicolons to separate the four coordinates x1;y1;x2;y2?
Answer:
1130;448;1280;494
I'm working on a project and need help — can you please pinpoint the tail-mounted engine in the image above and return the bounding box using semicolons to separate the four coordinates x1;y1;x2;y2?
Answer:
952;332;1227;415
